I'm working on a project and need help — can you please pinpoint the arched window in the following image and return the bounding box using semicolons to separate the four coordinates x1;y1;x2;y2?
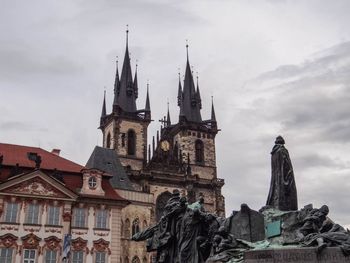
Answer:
195;139;204;163
127;130;136;155
106;133;111;148
132;218;140;236
132;256;140;263
143;220;148;230
143;257;147;263
124;218;130;238
124;256;129;263
155;191;172;221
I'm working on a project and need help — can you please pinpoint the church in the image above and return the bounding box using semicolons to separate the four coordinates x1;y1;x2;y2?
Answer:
91;30;226;262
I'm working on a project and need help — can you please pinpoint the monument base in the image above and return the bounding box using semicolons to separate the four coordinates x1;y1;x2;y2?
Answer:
244;247;350;263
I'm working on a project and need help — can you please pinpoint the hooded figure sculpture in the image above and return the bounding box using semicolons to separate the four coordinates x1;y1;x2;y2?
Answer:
266;136;298;211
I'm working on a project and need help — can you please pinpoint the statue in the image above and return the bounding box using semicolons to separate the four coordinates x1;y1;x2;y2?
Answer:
266;136;298;211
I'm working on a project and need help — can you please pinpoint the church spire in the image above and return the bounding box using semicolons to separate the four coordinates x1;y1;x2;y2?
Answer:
133;62;138;99
211;96;216;122
115;26;137;113
196;75;202;109
113;57;120;107
100;90;107;126
179;42;202;122
145;81;150;111
166;101;171;126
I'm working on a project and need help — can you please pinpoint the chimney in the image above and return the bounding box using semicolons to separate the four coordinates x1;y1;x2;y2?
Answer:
51;149;61;156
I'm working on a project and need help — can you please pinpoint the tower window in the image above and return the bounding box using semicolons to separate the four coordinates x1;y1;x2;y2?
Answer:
121;133;126;147
195;139;204;163
132;218;140;236
106;133;111;148
127;130;136;155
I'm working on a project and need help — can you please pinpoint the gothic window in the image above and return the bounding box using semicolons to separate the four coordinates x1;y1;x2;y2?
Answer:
127;129;136;155
25;203;40;224
124;218;130;238
132;218;140;236
4;202;18;223
124;257;129;263
195;139;204;163
95;209;108;229
121;133;126;147
106;133;111;148
155;191;172;221
47;205;60;226
143;257;147;263
132;256;140;263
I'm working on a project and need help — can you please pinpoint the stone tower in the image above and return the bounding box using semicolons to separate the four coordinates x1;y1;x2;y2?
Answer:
99;30;151;171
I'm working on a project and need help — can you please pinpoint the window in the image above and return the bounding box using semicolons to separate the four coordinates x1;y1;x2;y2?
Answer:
121;133;126;147
25;203;39;224
73;208;86;228
132;256;140;263
132;218;140;236
127;130;136;155
0;248;13;263
72;251;84;263
88;177;97;189
47;206;60;226
96;209;108;229
96;251;106;263
195;139;204;163
106;133;111;148
45;250;57;263
4;202;18;223
23;249;36;263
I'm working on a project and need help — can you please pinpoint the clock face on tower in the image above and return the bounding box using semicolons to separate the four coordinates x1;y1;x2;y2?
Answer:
160;140;170;152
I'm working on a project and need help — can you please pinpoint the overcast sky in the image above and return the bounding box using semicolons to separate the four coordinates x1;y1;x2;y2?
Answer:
1;0;349;228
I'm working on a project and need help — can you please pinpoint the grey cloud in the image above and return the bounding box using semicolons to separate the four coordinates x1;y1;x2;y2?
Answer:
0;121;48;132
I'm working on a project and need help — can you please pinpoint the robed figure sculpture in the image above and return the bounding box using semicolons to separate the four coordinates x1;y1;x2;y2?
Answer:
266;136;298;211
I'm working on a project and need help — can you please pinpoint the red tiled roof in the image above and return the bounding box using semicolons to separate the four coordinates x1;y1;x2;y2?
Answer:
0;143;84;173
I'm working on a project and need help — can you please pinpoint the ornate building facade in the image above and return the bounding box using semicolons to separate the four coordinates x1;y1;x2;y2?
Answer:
94;32;226;262
0;143;129;263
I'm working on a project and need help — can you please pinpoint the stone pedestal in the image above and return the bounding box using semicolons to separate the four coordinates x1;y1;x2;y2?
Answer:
244;247;350;263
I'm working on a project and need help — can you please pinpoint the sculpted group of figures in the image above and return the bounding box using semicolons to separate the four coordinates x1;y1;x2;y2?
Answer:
133;136;350;262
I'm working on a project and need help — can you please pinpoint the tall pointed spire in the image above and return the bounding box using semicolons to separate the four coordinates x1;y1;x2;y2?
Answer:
179;42;202;122
196;74;202;109
113;57;120;107
211;96;216;122
145;81;150;111
115;25;137;112
100;90;107;126
166;101;171;126
133;62;138;99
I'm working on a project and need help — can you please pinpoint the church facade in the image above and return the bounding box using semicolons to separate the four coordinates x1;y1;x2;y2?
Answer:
95;32;225;262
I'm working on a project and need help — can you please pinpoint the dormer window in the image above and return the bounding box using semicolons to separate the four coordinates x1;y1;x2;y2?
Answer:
88;177;97;189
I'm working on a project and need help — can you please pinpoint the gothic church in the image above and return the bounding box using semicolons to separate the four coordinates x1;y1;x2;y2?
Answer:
89;31;225;262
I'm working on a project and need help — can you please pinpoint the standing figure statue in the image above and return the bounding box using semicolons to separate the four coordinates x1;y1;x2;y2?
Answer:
266;136;298;211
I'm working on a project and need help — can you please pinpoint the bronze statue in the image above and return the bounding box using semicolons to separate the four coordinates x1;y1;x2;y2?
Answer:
266;136;298;211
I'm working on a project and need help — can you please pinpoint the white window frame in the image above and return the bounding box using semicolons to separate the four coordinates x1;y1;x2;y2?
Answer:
73;208;86;228
0;247;14;263
25;203;40;224
95;251;106;263
72;250;84;263
4;202;18;223
47;205;60;226
45;250;57;263
23;249;36;263
95;209;108;229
